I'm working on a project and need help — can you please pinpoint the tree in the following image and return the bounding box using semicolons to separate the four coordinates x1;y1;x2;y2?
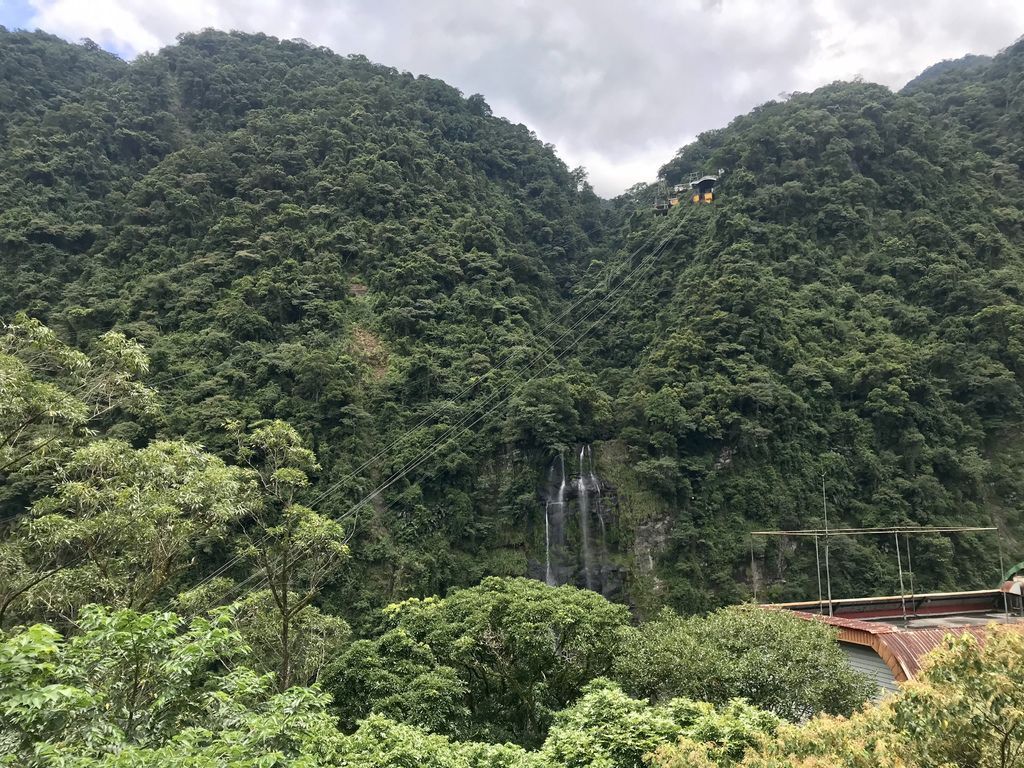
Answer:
233;419;348;690
334;715;543;768
0;317;241;628
381;576;630;745
0;607;540;768
2;439;253;627
540;680;681;768
326;626;468;734
541;679;779;768
232;590;350;689
736;705;903;768
0;606;341;766
0;313;155;477
892;626;1024;768
615;605;874;720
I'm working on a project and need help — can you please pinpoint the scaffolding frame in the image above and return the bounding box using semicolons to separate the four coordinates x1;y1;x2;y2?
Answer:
750;525;1000;621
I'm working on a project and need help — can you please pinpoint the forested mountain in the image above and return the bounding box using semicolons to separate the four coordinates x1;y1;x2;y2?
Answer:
596;44;1024;607
6;23;1024;768
3;26;1024;625
0;28;612;618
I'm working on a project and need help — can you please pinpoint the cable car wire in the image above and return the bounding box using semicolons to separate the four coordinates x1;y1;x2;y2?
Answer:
204;227;677;611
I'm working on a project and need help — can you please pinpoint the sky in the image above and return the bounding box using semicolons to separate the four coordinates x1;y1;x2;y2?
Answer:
2;1;1024;196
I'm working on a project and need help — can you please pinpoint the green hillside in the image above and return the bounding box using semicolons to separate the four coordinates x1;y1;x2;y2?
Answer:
593;46;1024;607
3;27;1024;622
0;28;612;616
5;25;1024;768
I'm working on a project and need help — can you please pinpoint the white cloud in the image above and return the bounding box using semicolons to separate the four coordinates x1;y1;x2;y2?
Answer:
21;0;1024;196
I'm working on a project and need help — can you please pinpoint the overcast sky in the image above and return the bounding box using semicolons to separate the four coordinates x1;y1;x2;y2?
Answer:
3;1;1024;196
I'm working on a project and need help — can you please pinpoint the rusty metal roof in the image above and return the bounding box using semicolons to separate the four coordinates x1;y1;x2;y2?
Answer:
783;609;897;635
772;606;1024;682
881;627;993;678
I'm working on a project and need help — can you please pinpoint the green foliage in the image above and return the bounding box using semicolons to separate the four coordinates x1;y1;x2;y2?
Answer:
614;605;874;720
335;714;545;768
0;605;344;766
0;25;608;615
232;590;350;689
719;626;1024;767
232;419;348;690
0;312;155;475
595;45;1024;606
326;626;469;734
540;680;681;768
379;577;630;745
541;679;779;768
892;626;1024;767
3;594;1024;768
11;439;252;621
6;26;1024;617
0;312;170;627
5;26;1024;766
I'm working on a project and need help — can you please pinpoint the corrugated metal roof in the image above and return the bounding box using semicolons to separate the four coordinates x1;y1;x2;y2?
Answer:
881;626;993;678
773;608;897;634
768;604;1024;683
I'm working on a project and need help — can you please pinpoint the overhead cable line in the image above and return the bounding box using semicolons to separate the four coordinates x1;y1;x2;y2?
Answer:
205;226;679;610
187;219;653;595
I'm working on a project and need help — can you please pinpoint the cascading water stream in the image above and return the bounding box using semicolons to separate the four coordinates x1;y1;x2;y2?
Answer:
577;446;596;590
585;445;607;539
545;453;567;586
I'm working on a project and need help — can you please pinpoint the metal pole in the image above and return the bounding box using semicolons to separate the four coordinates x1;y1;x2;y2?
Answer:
905;534;915;613
750;537;757;602
895;531;908;625
822;473;833;617
996;528;1011;623
814;534;824;615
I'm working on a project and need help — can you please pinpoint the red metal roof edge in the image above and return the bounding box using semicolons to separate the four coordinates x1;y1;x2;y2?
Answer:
764;588;1001;610
771;606;1024;681
781;608;899;634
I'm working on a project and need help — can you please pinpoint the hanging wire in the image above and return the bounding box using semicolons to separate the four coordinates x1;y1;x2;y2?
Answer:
202;228;681;612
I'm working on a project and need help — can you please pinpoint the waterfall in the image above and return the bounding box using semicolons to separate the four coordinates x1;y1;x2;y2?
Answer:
544;500;552;586
588;445;607;540
577;446;596;590
545;453;567;586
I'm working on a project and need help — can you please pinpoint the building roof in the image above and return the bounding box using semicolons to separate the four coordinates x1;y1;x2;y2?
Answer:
781;609;1013;680
689;174;718;187
766;589;1024;683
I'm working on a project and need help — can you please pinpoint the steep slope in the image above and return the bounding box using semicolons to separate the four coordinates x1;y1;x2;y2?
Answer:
0;29;611;613
588;41;1024;609
4;27;1024;619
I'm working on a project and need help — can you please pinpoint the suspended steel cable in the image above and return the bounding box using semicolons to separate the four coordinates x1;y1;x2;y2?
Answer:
186;219;654;595
205;227;679;611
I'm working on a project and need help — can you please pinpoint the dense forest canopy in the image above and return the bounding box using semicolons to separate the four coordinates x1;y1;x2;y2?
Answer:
4;27;1024;619
4;23;1024;768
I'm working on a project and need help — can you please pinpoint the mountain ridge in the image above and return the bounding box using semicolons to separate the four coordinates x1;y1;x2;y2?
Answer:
2;27;1024;617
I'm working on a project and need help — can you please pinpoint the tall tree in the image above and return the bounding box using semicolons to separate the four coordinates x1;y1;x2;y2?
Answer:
233;419;348;690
